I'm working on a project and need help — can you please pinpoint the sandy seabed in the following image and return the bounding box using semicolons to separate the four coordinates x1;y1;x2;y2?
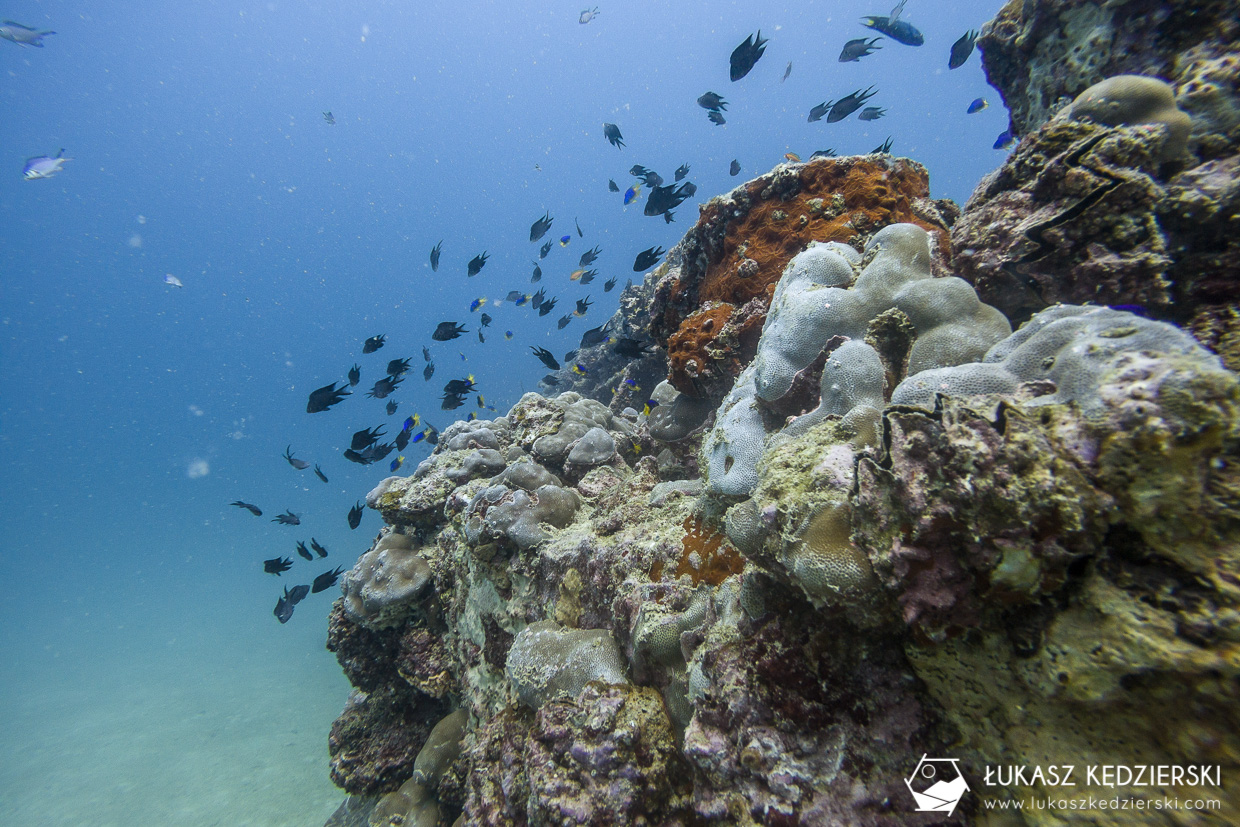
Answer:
1;587;350;827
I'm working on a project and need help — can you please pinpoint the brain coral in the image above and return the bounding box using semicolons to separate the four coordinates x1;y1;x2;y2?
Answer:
649;154;958;397
505;620;629;709
340;531;432;629
1067;74;1191;159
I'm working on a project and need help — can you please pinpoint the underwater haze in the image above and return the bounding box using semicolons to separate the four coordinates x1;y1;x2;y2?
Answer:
0;1;1005;824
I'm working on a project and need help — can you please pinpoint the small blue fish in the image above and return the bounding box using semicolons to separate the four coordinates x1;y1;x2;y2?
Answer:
402;414;419;431
993;129;1016;150
559;235;572;247
477;394;485;408
23;148;70;180
642;399;659;416
470;296;486;312
572;363;588;375
390;455;405;472
411;430;426;444
505;330;514;340
624;184;641;205
467;411;478;421
967;98;988;114
514;294;530;306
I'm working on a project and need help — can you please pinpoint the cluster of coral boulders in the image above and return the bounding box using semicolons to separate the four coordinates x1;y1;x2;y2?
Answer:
321;3;1240;824
324;283;1240;826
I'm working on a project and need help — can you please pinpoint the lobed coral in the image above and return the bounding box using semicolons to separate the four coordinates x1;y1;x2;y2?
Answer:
704;223;1008;497
1067;74;1192;159
368;777;438;827
411;708;468;790
891;304;1226;412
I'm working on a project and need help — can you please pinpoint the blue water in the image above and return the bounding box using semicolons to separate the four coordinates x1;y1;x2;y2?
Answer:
1;1;1007;824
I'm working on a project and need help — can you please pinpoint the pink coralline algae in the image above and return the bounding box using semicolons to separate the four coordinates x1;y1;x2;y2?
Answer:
683;613;964;826
852;401;1109;642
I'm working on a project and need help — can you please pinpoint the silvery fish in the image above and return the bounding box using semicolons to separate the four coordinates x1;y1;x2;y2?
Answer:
0;20;55;48
23;148;70;180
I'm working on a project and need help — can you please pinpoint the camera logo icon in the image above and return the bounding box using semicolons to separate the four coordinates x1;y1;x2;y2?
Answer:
905;754;969;815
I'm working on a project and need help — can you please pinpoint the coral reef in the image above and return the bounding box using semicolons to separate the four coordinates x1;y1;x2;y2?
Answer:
526;683;692;825
319;5;1240;820
320;379;983;823
683;607;961;825
322;312;1240;824
855;378;1240;816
